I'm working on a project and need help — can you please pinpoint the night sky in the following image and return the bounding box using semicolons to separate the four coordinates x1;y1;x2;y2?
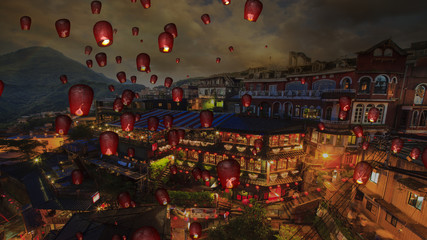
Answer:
1;0;427;85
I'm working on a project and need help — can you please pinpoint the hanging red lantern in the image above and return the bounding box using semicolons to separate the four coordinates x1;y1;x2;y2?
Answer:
117;71;126;83
244;0;263;22
84;46;92;55
362;141;369;150
150;75;158;84
339;96;351;111
76;232;83;240
95;52;107;67
93;20;113;47
132;227;160;240
172;87;183;102
200;110;213;128
55;115;72;135
391;138;404;153
254;139;263;151
135;114;141;122
164;77;173;88
353;161;372;185
121;89;135;106
55;19;70;38
155;188;170;205
135;93;140;99
132;27;139;36
192;167;202;180
338;110;347;120
367;107;380;123
60;75;68;84
170;165;178;175
228;46;234;52
140;0;151;9
168;130;179;146
201;14;211;24
113;98;124;112
163;115;174;129
128;147;135;158
100;131;119;156
131;76;137;84
164;23;178;38
177;129;185;142
147;116;159;131
91;1;102;14
217;159;240;189
69;84;94;116
20;16;31;30
117;192;132;208
121;112;135;132
0;80;3;97
71;169;84;185
222;0;231;5
410;147;421;160
352;125;363;138
318;122;325;131
201;170;210;182
422;147;427;169
301;78;306;85
116;56;122;64
189;222;202;239
176;58;180;63
158;32;174;53
86;60;93;68
136;53;150;72
241;94;252;107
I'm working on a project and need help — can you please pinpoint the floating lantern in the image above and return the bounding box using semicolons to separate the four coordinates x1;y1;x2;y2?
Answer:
20;16;31;30
135;114;141;122
164;77;173;88
163;115;173;129
95;52;107;67
84;46;92;55
135;93;140;99
147;116;159;131
69;84;94;116
172;87;183;102
244;0;263;22
86;60;93;68
254;139;263;151
150;75;158;84
353;161;372;185
301;78;306;85
352;125;363;138
55;115;72;135
117;192;132;208
121;89;134;106
131;76;137;84
338;110;347;120
71;169;84;185
189;222;202;239
121;112;135;132
55;19;70;38
216;57;221;63
168;130;179;146
201;14;211;24
60;75;68;84
339;96;351;111
176;58;180;63
242;199;249;205
229;46;234;52
241;94;252;107
113;98;124;112
391;138;403;153
222;0;231;5
128;147;135;158
140;0;151;9
201;170;210;182
170;165;178;175
410;147;421;160
100;131;119;156
164;23;178;38
367;107;380;123
192;167;202;180
132;27;139;36
155;188;170;205
177;129;185;142
200;110;213;128
136;53;150;72
158;32;174;53
217;159;240;189
93;20;113;47
76;232;83;240
116;56;122;64
91;1;102;14
362;141;369;150
117;71;126;83
318;122;325;131
131;227;160;240
0;80;3;97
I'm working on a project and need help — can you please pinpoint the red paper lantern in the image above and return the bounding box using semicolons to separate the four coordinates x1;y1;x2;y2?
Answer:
216;57;221;63
217;159;240;189
338;110;347;120
158;32;174;53
201;14;211;24
100;131;119;156
121;89;135;106
131;76;137;84
201;170;210;182
353;161;372;185
172;87;183;102
55;19;70;38
301;78;306;85
55;115;72;135
316;188;321;192
117;71;126;83
0;80;3;97
84;46;92;55
367;107;380;123
136;53;150;72
164;77;173;88
410;147;421;160
69;84;94;116
339;96;351;111
116;56;122;64
222;0;231;5
318;122;325;131
422;147;427;169
135;114;141;122
244;0;263;22
155;188;170;205
163;114;174;129
93;21;113;47
254;139;263;151
200;110;213;128
71;169;84;185
140;0;151;9
91;1;102;14
135;93;140;99
113;98;124;112
164;23;178;38
192;167;202;180
117;192;132;208
132;27;139;36
241;94;252;107
128;147;135;158
147;116;159;131
176;58;180;63
189;222;202;239
150;75;158;84
177;129;185;142
170;165;178;175
352;125;363;138
362;141;369;150
121;112;135;132
60;75;68;84
95;52;107;67
168;130;179;146
86;60;93;68
242;198;249;205
76;232;83;240
20;16;31;30
391;138;404;153
132;227;160;240
228;46;234;52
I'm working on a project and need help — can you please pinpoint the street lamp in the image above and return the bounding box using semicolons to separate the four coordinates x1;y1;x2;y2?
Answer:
322;153;329;159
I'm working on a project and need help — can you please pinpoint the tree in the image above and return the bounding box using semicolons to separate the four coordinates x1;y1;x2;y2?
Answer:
68;124;94;141
275;225;303;240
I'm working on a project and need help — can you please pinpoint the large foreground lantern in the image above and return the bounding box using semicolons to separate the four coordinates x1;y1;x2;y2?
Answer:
121;89;135;106
177;129;185;142
241;94;252;107
0;80;3;97
20;16;31;30
117;192;132;208
391;138;404;153
86;60;93;68
131;76;137;83
100;131;119;156
131;226;160;240
222;0;231;5
95;52;107;67
136;53;151;72
116;56;122;64
84;46;92;55
147;116;159;131
132;27;139;36
55;19;70;38
163;115;173;129
113;98;124;112
71;169;84;185
164;77;173;88
168;130;179;146
201;14;211;24
192;167;202;180
69;84;94;116
254;139;263;151
189;222;202;239
150;75;158;84
318;122;325;131
172;87;183;102
353;161;373;185
60;75;68;84
128;147;135;158
158;32;174;53
140;0;151;9
353;125;363;138
367;107;380;123
200;110;213;128
55;115;72;135
410;147;421;160
201;170;210;182
338;110;347;120
155;188;170;205
244;0;263;22
121;112;135;131
91;1;102;14
339;96;351;111
164;23;178;38
117;71;127;83
170;165;178;175
93;20;113;47
422;147;427;170
217;159;240;189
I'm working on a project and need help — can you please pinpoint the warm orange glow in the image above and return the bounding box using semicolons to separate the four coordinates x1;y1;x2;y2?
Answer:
322;153;329;158
141;66;146;71
75;108;83;116
58;129;64;135
247;15;255;21
356;179;364;184
101;39;110;46
105;149;112;155
162;47;170;52
193;234;199;239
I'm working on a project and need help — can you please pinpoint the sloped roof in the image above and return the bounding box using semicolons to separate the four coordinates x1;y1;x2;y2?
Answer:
358;39;407;56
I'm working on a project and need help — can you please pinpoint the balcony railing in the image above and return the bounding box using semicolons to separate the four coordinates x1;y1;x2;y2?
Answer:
239;90;321;99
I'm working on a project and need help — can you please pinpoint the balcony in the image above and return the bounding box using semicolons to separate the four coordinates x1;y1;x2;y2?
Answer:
239;90;321;99
321;89;356;99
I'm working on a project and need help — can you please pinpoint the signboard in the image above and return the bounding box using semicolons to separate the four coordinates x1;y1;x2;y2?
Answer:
92;192;100;203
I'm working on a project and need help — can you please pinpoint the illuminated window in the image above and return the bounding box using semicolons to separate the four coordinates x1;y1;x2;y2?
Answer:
408;192;424;210
359;77;371;94
414;85;426;105
369;170;379;184
341;78;351;89
374;75;388;94
348;134;357;145
376;104;385;124
336;135;343;146
158;103;163;107
353;104;364;123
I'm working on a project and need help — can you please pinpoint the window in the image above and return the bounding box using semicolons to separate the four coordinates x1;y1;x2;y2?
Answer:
384;48;393;56
420;111;427;126
412;111;419;126
359;77;371;94
341;78;351;89
353;104;364;123
373;48;382;56
348;134;357;145
370;170;379;184
325;134;332;144
295;106;300;117
312;79;336;91
256;84;262;91
374;75;388;94
386;213;398;227
408;192;424;210
414;85;426;105
325;107;332;120
249;84;254;91
376;104;385;124
363;104;375;124
336;135;343;146
366;200;378;215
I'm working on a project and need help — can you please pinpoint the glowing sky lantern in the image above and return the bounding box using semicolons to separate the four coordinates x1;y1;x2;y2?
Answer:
362;141;369;150
222;0;231;5
117;192;132;208
91;1;102;14
121;112;135;132
131;227;160;240
140;0;151;9
201;170;210;182
244;0;263;22
147;116;159;131
116;56;122;64
410;147;421;160
172;87;183;102
132;27;139;36
95;52;107;67
164;23;178;38
117;71;126;83
168;130;179;146
318;122;325;131
60;75;68;84
68;84;93;116
158;32;174;53
353;161;372;185
170;165;178;175
155;188;170;205
129;76;136;84
86;60;93;68
177;129;185;142
84;46;92;55
93;20;113;47
200;110;213;128
201;14;211;24
163;114;173;129
189;222;202;239
164;77;173;88
216;57;221;63
0;80;3;97
71;169;84;185
368;107;380;123
301;78;306;84
339;96;351;111
121;89;134;106
422;147;427;169
108;85;115;92
241;94;252;107
217;159;240;189
228;46;234;52
338;110;347;120
55;115;72;135
176;58;180;63
99;131;119;156
192;167;202;180
55;19;70;38
20;16;31;30
353;125;363;138
254;139;263;151
136;53;150;72
128;147;135;158
113;98;124;112
391;138;404;153
150;75;158;84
